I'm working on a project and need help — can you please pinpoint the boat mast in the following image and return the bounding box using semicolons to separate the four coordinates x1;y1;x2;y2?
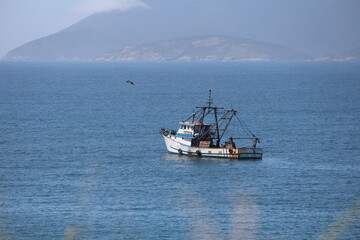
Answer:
214;107;220;147
207;90;221;146
208;90;221;146
200;90;213;123
191;90;225;145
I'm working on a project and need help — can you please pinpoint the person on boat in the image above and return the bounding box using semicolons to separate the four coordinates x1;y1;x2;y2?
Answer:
252;138;260;148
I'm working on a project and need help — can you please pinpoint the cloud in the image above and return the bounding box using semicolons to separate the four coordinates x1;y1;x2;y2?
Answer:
75;0;147;15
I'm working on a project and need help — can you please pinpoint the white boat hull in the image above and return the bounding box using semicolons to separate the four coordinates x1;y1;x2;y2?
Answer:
162;134;262;159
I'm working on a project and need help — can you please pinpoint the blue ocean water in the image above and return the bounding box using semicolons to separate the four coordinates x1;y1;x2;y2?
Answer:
0;61;359;240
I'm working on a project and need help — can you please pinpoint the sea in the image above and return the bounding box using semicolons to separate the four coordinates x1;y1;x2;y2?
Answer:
0;61;359;240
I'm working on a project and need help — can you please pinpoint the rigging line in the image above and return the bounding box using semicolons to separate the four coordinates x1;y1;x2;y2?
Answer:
183;108;202;122
198;107;217;122
235;114;256;138
231;116;236;137
201;112;227;138
201;110;231;139
238;119;252;137
219;111;235;140
213;116;227;139
238;121;253;138
233;112;252;137
217;120;225;139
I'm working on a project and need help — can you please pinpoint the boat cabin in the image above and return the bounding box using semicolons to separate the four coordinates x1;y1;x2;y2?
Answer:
176;121;212;140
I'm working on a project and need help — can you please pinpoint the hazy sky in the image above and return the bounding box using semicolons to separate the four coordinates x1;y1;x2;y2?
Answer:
1;0;360;58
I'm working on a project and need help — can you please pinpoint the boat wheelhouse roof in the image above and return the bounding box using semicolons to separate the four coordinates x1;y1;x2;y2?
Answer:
180;121;209;126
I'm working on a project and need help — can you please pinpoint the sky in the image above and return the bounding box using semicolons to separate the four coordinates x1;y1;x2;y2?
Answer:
0;0;360;58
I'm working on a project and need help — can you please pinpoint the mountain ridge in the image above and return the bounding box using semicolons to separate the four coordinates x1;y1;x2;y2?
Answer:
96;35;310;62
3;10;313;62
8;10;360;62
316;46;360;61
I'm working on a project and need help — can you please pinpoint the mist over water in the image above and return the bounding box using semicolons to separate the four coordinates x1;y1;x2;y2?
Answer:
0;62;359;239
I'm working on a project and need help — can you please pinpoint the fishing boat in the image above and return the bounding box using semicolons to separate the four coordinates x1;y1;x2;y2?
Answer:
160;90;263;159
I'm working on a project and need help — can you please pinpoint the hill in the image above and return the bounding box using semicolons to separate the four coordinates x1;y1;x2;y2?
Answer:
97;35;310;62
316;46;360;61
4;10;309;62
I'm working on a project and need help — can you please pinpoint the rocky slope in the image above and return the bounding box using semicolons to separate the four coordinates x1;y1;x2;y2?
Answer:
316;46;360;61
3;10;310;62
97;35;310;62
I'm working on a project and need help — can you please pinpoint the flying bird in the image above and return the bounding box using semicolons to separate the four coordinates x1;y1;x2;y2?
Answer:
125;80;134;85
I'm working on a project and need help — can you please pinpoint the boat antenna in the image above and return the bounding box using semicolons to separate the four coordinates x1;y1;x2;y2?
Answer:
207;89;213;107
192;110;195;122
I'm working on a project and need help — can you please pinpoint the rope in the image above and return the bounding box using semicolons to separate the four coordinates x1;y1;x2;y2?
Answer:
183;108;202;122
235;114;257;138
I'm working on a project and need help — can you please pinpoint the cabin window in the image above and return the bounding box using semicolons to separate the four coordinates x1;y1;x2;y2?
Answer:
218;151;222;154
208;151;212;153
194;126;199;133
191;126;194;130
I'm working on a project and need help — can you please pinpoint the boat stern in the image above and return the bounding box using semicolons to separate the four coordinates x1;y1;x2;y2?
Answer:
237;147;263;159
